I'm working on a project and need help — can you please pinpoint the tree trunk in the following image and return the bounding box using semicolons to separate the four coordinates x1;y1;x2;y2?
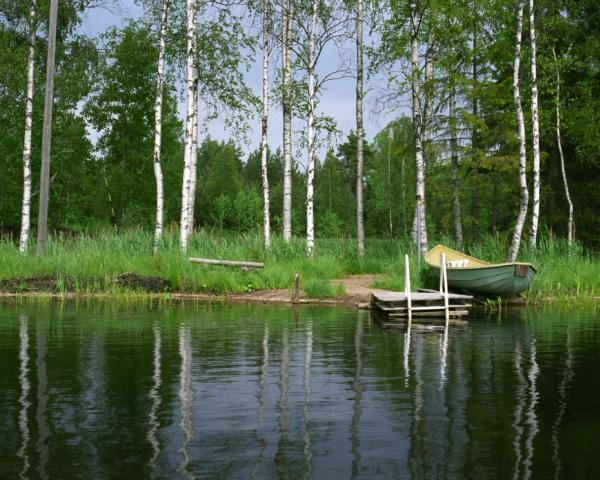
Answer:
508;0;529;262
187;80;199;235
282;0;293;241
356;0;365;256
387;126;394;237
471;3;479;244
19;0;37;254
528;0;541;248
409;0;427;256
36;0;58;251
552;47;573;247
306;0;318;257
449;78;463;250
180;0;197;252
152;0;169;254
261;0;271;250
412;33;434;249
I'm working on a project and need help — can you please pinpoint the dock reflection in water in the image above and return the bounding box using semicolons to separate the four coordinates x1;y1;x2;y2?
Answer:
0;303;599;479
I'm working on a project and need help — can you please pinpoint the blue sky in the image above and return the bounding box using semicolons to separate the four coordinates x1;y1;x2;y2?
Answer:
78;0;406;166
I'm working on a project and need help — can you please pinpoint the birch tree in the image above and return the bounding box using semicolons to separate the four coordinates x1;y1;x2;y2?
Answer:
36;0;59;251
261;0;271;250
19;0;37;254
552;46;574;247
409;0;427;256
508;0;528;262
449;75;463;249
152;0;169;254
180;0;197;252
355;0;365;256
291;0;350;256
527;0;540;248
306;0;318;256
282;0;294;241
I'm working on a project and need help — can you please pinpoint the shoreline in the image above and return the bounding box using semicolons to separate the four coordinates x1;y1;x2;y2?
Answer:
1;288;598;308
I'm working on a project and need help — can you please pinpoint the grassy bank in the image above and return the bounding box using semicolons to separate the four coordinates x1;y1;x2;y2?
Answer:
0;230;597;302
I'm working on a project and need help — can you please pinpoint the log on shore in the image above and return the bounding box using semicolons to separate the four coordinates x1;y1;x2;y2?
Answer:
189;258;264;269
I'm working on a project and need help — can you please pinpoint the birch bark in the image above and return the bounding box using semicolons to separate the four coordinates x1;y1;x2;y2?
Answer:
152;0;169;254
19;0;37;254
552;47;573;247
528;0;541;248
282;0;293;241
180;0;197;252
449;77;463;250
36;0;58;251
261;0;271;250
305;0;318;257
355;0;365;256
508;0;529;262
409;0;427;256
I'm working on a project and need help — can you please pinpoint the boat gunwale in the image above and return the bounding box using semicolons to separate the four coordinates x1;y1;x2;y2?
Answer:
424;245;537;273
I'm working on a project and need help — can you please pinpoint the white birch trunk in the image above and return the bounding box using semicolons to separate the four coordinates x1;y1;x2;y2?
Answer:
449;77;463;250
528;0;541;248
552;47;574;247
410;0;427;256
508;0;529;262
187;83;198;236
36;0;58;251
355;0;365;256
261;0;271;250
180;0;196;252
306;0;318;257
282;0;293;241
19;0;37;254
152;0;169;254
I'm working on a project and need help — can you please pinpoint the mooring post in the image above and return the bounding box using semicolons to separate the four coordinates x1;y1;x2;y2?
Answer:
404;254;412;326
292;272;300;304
441;253;450;326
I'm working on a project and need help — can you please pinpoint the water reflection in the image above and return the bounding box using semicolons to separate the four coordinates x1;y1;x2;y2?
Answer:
552;327;573;479
275;325;289;476
148;322;162;476
524;338;539;480
17;315;30;480
439;326;449;390
303;321;313;479
178;325;194;479
350;315;363;479
251;322;269;479
35;319;49;480
0;304;598;479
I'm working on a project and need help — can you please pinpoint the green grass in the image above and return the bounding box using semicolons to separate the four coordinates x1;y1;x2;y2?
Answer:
0;230;598;302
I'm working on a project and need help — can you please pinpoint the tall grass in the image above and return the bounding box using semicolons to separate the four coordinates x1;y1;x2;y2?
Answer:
0;230;597;301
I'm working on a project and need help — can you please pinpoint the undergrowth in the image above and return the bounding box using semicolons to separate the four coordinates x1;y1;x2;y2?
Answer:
0;230;597;301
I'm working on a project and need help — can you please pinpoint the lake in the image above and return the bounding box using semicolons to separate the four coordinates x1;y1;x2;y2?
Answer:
0;301;599;479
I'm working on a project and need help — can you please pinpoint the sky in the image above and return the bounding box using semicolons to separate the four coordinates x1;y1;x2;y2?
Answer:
78;0;405;166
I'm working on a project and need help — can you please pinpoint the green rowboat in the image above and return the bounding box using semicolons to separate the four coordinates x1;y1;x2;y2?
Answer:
424;245;536;297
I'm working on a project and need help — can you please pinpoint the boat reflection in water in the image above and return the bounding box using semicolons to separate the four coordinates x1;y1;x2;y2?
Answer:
0;303;598;479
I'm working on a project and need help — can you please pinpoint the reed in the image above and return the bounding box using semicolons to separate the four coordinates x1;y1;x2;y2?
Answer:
0;230;597;301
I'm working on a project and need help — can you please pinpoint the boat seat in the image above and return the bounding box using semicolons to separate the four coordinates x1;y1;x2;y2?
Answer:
447;260;469;268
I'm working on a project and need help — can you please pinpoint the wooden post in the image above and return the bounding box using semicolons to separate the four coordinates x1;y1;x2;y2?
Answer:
293;272;300;304
405;254;412;326
441;253;450;326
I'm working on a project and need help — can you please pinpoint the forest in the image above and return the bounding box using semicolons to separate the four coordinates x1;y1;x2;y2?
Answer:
0;0;599;297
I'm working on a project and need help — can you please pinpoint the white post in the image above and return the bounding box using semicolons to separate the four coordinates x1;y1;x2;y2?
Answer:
441;253;450;326
405;254;412;326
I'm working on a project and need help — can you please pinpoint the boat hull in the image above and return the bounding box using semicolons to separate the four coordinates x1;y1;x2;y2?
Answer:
428;263;536;297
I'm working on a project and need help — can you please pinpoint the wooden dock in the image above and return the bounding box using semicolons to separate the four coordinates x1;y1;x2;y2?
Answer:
370;254;473;327
370;291;473;320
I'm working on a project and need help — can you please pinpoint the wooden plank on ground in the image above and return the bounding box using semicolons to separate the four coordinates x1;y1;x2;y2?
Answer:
190;258;264;268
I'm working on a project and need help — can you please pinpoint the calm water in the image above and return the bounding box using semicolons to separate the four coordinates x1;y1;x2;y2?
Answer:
0;302;599;479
